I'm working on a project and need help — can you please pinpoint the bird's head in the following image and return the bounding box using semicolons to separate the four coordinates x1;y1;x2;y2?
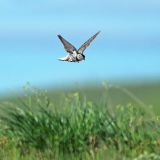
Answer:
77;54;85;61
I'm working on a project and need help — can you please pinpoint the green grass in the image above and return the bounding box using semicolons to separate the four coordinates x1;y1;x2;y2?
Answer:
0;83;160;159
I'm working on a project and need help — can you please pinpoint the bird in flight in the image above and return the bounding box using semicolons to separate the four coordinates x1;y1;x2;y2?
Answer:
57;31;100;62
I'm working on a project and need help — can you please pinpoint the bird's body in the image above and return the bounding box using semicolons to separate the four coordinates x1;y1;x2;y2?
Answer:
57;31;100;62
58;50;84;62
58;52;85;62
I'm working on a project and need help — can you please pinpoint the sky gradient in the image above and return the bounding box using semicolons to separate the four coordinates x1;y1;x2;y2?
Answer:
0;0;160;94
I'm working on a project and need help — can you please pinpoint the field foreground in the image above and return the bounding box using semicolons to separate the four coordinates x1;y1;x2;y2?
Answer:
0;83;160;160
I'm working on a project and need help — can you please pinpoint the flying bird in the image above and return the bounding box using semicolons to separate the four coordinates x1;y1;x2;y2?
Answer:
57;31;100;62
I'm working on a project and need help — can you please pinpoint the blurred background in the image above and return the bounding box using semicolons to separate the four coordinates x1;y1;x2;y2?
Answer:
0;0;160;95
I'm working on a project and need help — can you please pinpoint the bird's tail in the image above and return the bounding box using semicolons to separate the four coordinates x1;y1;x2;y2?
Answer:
58;56;69;61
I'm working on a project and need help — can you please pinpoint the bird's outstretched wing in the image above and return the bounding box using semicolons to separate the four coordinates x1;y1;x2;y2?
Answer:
78;31;100;54
58;35;77;54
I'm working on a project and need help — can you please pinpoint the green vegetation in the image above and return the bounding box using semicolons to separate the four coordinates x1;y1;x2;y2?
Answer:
0;83;160;159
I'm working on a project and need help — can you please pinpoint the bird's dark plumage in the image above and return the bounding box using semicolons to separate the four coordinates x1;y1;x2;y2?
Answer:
57;35;77;54
78;31;100;54
57;31;100;62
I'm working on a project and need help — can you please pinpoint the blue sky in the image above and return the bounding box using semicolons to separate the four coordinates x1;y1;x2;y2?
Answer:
0;0;160;94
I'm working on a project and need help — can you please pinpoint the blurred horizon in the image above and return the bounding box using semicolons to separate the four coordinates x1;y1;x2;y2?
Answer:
0;0;160;95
